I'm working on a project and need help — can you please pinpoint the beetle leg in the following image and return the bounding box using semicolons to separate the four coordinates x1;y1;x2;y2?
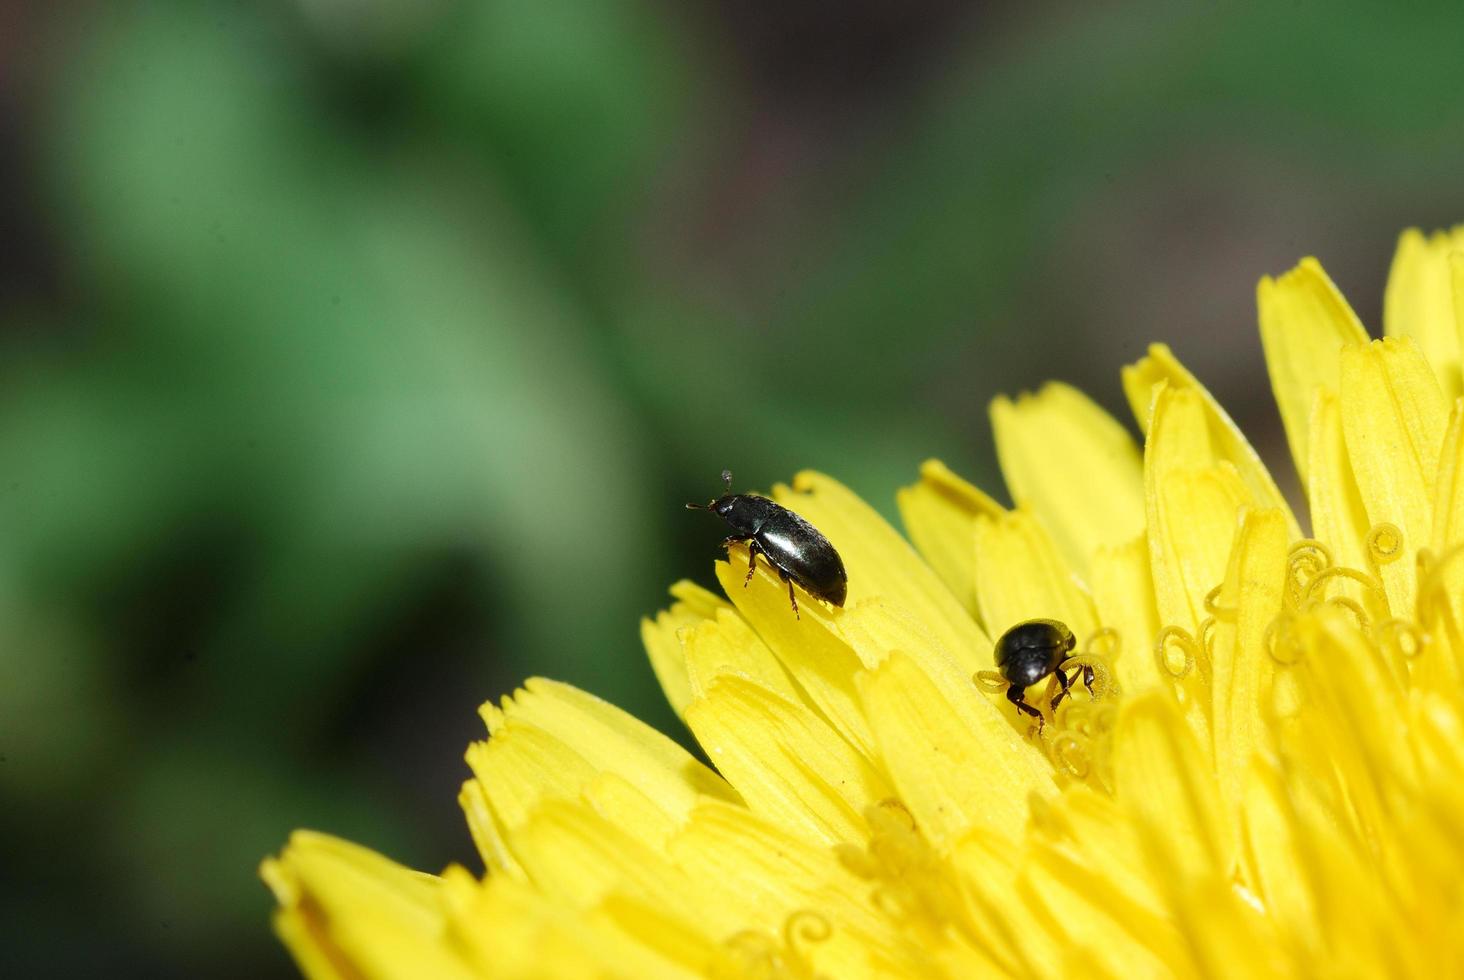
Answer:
1006;683;1044;728
743;541;760;586
1081;664;1097;694
775;569;800;619
1049;667;1074;711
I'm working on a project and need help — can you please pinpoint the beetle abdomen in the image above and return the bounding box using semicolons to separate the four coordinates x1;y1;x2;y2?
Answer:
756;509;848;606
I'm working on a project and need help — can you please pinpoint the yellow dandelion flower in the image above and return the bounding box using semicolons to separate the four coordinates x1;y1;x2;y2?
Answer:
263;227;1464;978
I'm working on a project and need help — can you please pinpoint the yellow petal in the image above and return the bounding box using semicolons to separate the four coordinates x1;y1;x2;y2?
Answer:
1437;399;1464;550
669;800;910;979
715;551;877;759
463;680;738;869
1237;760;1320;955
641;581;732;719
492;678;737;811
1111;693;1232;883
1305;389;1371;573
500;804;805;977
1023;787;1182;971
261;831;474;980
1147;466;1243;760
1167;879;1285;978
774;471;990;661
833;593;964;674
990;382;1145;571
1020;845;1178;979
857;651;1051;850
582;772;681;853
1247;796;1396;976
268;909;352;980
1208;507;1287;815
684;675;893;845
1089;535;1162;695
949;831;1054;977
1427;399;1464;672
1454;249;1464;365
896;459;1002;621
458;777;519;878
973;507;1099;645
834;596;1033;758
1124;343;1299;538
465;721;598;846
1144;384;1251;635
1339;337;1449;616
1385;227;1464;399
679;607;799;706
1143;381;1274;770
507;798;697;914
448;870;705;980
1278;610;1417;935
1257;257;1369;489
592;894;726;980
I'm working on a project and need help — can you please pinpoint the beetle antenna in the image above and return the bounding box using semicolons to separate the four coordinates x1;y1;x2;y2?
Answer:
688;470;732;510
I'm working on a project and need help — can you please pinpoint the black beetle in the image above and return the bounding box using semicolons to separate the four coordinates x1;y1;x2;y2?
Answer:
994;618;1093;724
688;470;847;618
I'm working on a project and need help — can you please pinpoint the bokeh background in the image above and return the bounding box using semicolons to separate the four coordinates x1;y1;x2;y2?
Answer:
6;1;1464;975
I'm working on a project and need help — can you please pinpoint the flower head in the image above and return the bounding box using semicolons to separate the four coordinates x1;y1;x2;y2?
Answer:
263;227;1464;978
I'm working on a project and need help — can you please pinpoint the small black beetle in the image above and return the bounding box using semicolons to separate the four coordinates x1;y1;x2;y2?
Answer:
994;618;1093;724
688;470;847;618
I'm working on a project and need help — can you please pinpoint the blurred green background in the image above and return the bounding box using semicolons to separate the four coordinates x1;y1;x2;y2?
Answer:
5;1;1464;975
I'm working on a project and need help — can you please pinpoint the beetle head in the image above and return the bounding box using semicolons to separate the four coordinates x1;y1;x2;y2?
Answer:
1004;650;1051;688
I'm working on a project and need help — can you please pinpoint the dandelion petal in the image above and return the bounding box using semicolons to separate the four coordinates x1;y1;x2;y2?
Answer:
262;832;473;980
1258;257;1368;490
685;675;891;845
896;459;1001;622
973;507;1099;642
1125;343;1298;538
1112;693;1232;883
1209;507;1287;814
1385;227;1464;399
1339;337;1448;615
1090;535;1162;694
1306;389;1371;569
990;382;1144;572
858;651;1050;849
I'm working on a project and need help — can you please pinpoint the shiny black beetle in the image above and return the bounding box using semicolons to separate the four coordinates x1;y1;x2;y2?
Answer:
994;618;1093;724
688;470;847;618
